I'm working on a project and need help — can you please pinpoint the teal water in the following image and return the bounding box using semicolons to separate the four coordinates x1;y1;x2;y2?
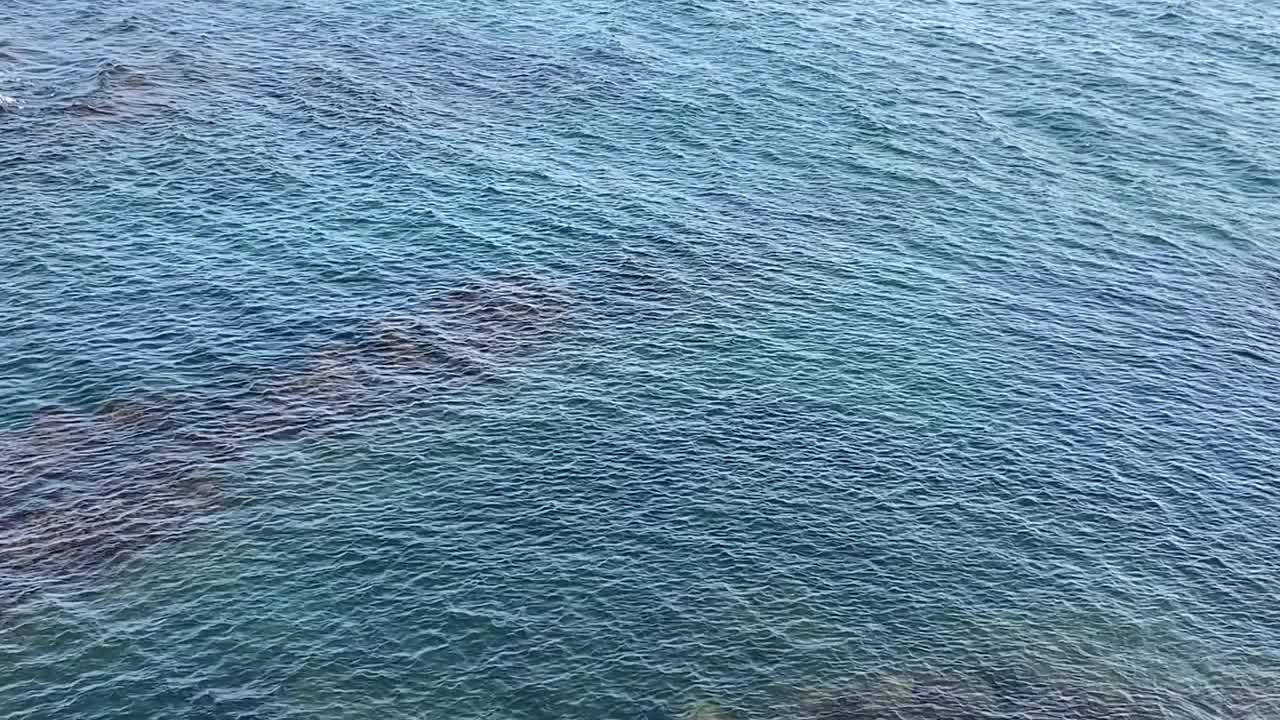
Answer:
2;1;1279;718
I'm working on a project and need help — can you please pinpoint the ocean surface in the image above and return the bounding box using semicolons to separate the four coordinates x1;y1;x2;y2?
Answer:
2;0;1279;718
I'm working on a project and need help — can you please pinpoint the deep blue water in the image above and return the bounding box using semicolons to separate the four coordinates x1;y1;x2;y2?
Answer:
2;1;1279;718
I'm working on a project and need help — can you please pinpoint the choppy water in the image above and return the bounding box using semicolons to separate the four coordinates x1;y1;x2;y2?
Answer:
2;0;1279;718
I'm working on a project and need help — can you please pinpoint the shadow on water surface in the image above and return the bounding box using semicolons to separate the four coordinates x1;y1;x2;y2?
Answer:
0;271;575;589
0;43;212;124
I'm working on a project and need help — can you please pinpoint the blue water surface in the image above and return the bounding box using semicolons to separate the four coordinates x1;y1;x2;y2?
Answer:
2;1;1279;719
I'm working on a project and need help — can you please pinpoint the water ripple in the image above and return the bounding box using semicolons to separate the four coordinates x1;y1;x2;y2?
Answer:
2;0;1280;718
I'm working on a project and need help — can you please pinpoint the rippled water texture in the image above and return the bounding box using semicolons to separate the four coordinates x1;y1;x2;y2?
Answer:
2;1;1279;718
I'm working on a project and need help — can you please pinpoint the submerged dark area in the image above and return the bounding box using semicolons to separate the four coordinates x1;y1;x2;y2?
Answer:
0;272;572;586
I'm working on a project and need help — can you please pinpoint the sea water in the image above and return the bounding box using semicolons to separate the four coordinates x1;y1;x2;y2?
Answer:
1;1;1278;719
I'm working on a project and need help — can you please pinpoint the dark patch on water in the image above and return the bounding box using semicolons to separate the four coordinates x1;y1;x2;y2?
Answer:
64;100;117;117
0;271;574;585
55;61;160;119
1228;346;1272;366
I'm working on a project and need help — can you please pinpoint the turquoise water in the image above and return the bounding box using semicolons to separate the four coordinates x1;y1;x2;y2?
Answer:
2;0;1279;718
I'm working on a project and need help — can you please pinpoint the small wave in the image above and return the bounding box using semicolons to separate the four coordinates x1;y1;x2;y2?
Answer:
92;61;152;92
63;100;116;117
